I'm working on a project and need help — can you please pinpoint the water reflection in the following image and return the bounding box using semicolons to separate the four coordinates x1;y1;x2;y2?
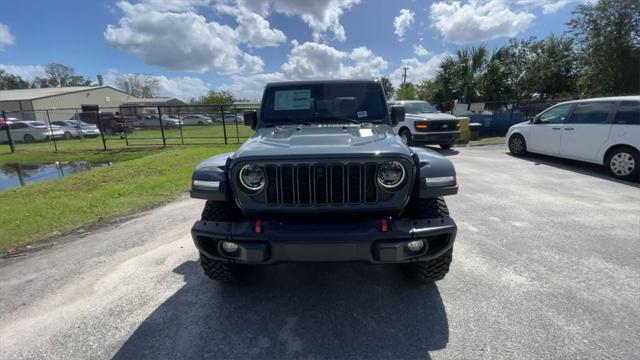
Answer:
0;161;112;192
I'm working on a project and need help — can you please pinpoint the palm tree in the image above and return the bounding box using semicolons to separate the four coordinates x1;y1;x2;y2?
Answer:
455;46;488;102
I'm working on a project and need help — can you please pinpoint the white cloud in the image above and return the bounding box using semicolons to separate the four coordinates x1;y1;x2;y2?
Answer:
388;53;450;87
104;1;267;74
103;69;210;100
430;0;535;44
0;64;46;81
215;3;286;47
235;0;361;42
413;44;431;57
394;9;415;41
225;41;388;99
518;0;573;14
0;23;15;51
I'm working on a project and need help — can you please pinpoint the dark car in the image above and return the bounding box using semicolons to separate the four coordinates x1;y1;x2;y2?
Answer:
70;111;130;134
189;79;459;283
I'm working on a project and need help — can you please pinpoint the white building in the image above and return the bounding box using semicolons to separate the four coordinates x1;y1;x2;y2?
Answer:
0;86;138;121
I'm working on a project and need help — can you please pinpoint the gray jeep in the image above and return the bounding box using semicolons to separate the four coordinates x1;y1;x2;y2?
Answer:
190;79;459;282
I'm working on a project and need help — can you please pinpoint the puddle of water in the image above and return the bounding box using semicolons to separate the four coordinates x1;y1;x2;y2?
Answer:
0;161;112;192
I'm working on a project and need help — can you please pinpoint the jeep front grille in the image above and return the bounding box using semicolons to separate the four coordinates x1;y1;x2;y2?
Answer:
264;163;379;206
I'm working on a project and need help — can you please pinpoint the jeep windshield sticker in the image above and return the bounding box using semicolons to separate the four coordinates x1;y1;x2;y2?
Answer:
274;90;312;111
357;110;368;118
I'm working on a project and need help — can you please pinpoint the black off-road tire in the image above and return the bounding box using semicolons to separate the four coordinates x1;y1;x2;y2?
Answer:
508;134;527;156
439;143;453;150
199;201;248;282
400;197;453;282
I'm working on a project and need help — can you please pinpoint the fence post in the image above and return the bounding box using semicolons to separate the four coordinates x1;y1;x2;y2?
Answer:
2;110;15;153
96;111;108;151
220;105;228;145
177;107;184;145
234;105;240;144
45;110;58;152
157;106;166;148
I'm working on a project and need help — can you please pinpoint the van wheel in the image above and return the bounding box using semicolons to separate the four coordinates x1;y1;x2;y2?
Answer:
606;146;639;181
23;134;35;143
399;129;413;146
508;134;527;156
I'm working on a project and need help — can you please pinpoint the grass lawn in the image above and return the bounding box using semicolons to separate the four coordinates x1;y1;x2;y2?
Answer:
0;145;239;253
467;136;505;146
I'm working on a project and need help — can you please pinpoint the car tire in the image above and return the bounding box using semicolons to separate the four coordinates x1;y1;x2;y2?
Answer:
23;134;35;143
198;121;204;125
508;134;527;156
400;197;453;282
199;201;249;282
606;146;639;182
439;143;453;150
399;129;413;146
64;131;73;140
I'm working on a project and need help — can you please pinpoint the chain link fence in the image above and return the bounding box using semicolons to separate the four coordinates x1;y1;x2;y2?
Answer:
1;104;258;153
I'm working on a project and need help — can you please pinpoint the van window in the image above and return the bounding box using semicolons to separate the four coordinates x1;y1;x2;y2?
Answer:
567;101;616;124
613;101;639;125
538;104;573;124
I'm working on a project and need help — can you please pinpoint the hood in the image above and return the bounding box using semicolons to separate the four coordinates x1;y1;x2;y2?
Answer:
233;124;412;160
406;112;457;121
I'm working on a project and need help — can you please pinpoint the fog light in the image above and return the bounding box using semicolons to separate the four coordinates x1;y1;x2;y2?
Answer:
221;241;239;253
407;240;425;252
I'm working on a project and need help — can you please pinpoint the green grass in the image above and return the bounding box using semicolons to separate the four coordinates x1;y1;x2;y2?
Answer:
467;136;505;146
0;145;239;252
1;124;254;154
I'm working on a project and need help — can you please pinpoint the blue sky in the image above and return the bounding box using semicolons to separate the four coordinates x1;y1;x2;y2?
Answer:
0;0;584;100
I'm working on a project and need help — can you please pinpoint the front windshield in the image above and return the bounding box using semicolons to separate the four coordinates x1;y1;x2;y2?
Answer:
260;83;387;124
403;101;438;114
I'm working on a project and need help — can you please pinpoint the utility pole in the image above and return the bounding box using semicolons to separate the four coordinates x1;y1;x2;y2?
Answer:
402;67;409;85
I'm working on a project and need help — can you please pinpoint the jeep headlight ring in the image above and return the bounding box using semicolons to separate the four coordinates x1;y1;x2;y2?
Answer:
377;161;406;189
239;164;265;191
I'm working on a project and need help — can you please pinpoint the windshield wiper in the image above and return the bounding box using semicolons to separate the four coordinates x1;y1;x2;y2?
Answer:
266;118;312;126
313;116;361;124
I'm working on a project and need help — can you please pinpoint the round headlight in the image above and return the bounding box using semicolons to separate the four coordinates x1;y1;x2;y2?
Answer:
239;164;265;191
377;161;405;189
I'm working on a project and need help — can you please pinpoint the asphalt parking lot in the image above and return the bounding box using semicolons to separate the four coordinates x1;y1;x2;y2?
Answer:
1;145;638;360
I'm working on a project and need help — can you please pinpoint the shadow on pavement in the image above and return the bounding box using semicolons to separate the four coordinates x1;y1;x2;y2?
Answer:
508;152;640;187
413;145;460;157
114;260;449;359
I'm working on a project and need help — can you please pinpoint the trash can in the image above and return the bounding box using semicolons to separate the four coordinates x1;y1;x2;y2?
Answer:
469;123;482;141
457;117;470;144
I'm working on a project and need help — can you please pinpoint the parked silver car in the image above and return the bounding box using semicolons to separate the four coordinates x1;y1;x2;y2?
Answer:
138;115;180;128
179;115;213;126
0;121;65;143
51;120;101;139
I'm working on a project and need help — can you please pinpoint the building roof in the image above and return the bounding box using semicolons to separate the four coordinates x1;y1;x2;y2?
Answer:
121;97;185;105
0;86;129;101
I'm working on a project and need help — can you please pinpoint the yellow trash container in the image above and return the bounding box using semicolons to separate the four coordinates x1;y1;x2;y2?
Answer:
457;117;470;144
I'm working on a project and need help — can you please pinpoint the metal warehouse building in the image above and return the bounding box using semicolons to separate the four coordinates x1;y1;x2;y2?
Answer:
0;86;138;121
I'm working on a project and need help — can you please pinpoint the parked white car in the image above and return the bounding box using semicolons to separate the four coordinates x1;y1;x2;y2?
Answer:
138;115;180;128
0;121;65;143
50;120;101;139
388;100;460;149
506;96;640;181
179;115;213;125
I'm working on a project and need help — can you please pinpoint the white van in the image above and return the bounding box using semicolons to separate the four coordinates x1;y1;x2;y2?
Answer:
506;96;639;181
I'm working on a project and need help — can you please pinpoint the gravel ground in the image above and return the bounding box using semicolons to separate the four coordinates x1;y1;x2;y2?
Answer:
1;145;638;360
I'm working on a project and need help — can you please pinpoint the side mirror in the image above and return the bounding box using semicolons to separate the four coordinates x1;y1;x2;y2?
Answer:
243;110;257;130
390;105;405;126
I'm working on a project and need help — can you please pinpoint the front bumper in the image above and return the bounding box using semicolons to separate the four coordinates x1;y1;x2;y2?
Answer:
192;217;456;264
412;131;460;144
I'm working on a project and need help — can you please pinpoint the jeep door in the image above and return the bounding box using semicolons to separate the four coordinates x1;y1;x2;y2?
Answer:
559;101;615;163
528;103;573;155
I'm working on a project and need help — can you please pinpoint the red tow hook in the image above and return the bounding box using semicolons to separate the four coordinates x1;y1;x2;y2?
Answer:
254;219;263;233
380;218;389;232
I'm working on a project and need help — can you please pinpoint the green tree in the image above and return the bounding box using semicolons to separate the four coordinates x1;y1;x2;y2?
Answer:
116;74;159;98
191;90;236;104
380;77;395;99
568;0;640;96
0;70;29;90
395;83;417;100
